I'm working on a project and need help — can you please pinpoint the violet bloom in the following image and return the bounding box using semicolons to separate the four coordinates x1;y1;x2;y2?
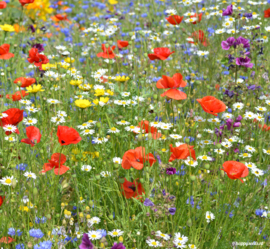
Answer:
235;37;250;49
222;4;233;16
244;13;252;18
235;115;242;122
224;89;234;98
111;243;126;249
221;37;235;50
28;25;36;33
144;198;154;207
235;57;253;68
166;167;176;175
32;43;44;53
226;119;234;130
169;207;176;215
79;234;93;249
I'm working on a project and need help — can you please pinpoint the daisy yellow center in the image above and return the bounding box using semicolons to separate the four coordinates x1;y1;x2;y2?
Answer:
85;129;90;133
91;235;96;238
113;232;118;235
121;120;125;123
5;179;12;184
85;169;89;171
202;156;207;159
243;153;248;156
111;127;116;131
152;242;157;245
189;161;194;165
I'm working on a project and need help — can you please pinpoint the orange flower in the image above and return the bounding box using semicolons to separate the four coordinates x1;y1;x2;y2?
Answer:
41;153;69;175
148;47;175;60
188;30;209;47
14;77;36;87
221;161;249;183
258;123;270;131
117;40;129;49
6;90;29;101
135;120;162;140
0;1;7;9
122;146;156;170
264;8;270;18
197;96;226;116
0;237;14;244
121;178;145;199
166;15;184;25
156;73;187;100
97;44;116;59
0;44;14;60
169;144;196;162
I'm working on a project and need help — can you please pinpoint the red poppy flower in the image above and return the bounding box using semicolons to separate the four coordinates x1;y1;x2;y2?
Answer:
156;73;187;100
19;0;34;6
189;13;203;24
134;120;162;140
0;196;5;207
166;15;184;25
122;146;156;170
97;44;116;59
54;14;68;21
14;77;36;88
0;108;24;135
6;90;28;101
169;144;196;162
0;1;7;9
27;48;49;70
121;178;145;199
221;161;249;183
148;47;175;61
41;153;69;175
188;30;209;47
0;44;14;60
215;84;220;90
21;126;41;147
57;125;81;146
197;96;226;116
264;8;270;18
258;123;270;131
117;40;129;49
0;237;14;243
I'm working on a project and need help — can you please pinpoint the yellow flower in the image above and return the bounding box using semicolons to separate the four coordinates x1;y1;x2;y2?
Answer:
70;80;82;86
65;57;75;63
100;97;109;103
0;24;15;32
106;89;114;95
25;0;54;21
19;206;29;212
42;63;57;70
115;75;130;82
94;89;105;96
93;99;99;105
108;0;118;4
75;99;92;108
79;83;92;91
26;84;44;93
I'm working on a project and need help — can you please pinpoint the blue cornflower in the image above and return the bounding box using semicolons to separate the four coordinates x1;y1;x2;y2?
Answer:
8;228;16;236
16;244;25;249
17;229;23;236
16;163;28;171
33;240;53;249
29;229;44;239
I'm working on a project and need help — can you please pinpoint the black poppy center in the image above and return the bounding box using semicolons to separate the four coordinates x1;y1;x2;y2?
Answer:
61;140;65;144
128;184;136;192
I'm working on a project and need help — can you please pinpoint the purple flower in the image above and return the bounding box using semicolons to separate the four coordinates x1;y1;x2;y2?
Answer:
224;90;234;98
162;189;166;196
235;115;242;122
111;243;126;249
235;57;253;68
222;4;233;16
166;167;176;175
79;234;93;249
144;198;154;207
32;43;44;53
28;25;36;33
247;85;261;90
221;37;235;50
244;13;252;18
235;37;250;49
169;207;176;215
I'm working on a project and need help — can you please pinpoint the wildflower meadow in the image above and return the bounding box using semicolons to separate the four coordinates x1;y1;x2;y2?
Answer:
1;0;270;248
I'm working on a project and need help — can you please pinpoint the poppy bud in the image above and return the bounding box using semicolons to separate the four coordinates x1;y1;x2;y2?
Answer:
220;170;225;177
6;67;11;71
140;178;145;183
153;94;158;99
144;53;148;57
137;134;144;141
134;48;137;52
205;164;210;169
119;178;125;184
105;44;109;48
11;178;17;188
114;164;119;169
186;218;192;227
96;123;101;128
46;214;51;219
128;32;133;36
108;214;114;219
95;175;100;180
89;200;94;206
190;175;196;181
33;187;38;196
216;144;222;149
16;81;23;87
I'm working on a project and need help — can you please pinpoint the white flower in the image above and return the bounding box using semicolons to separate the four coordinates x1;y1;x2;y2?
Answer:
197;155;212;161
19;99;32;105
170;134;182;139
93;137;108;144
263;149;270;155
188;244;197;249
26;106;39;113
77;123;92;129
57;111;67;117
174;232;188;244
0;176;16;186
47;99;60;104
108;127;120;133
221;141;233;148
245;145;256;153
24;172;37;179
222;113;233;119
206;211;215;223
244;162;257;170
90;217;100;224
3;124;17;133
146;239;161;247
51;116;66;125
87;231;102;240
194;116;205;122
232;102;244;110
108;229;124;237
121;92;130;97
5;136;17;142
251;169;264;176
117;120;130;125
113;157;122;164
243;111;256;120
81;129;95;135
160;123;173;130
23;118;38;125
100;171;111;177
81;165;92;172
184;157;198;167
207;118;221;123
214;149;225;154
125;125;140;132
196;51;209;56
155;231;170;241
255;106;267;112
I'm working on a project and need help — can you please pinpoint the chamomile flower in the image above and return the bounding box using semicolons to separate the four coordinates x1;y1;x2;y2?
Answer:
263;149;270;155
160;123;173;130
170;134;182;139
100;171;111;177
155;231;170;241
23;118;38;125
93;137;108;144
117;120;130;125
51;116;65;125
239;153;252;158
197;155;212;161
19;99;32;105
108;229;124;237
173;240;187;248
81;165;92;172
3;124;17;133
77;123;92;129
244;111;256;120
108;127;120;133
146;239;161;247
23;172;37;179
0;176;16;186
206;211;215;223
208;118;221;123
26;106;39;113
255;106;267;112
214;148;225;154
194;116;205;122
184;157;198;167
245;145;256;153
232;102;244;110
125;125;140;132
87;120;97;125
87;230;102;240
174;232;188;243
113;157;122;164
90;217;100;224
5;136;17;142
81;129;95;135
254;113;264;122
188;244;197;249
222;113;234;119
57;111;67;117
221;141;233;148
251;169;264;176
47;99;60;104
244;162;257;170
